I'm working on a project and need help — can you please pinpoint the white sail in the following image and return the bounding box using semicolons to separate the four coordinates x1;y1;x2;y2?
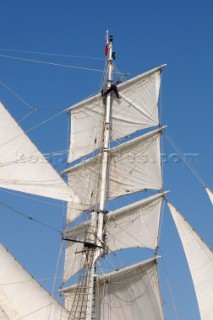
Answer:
168;202;213;320
0;102;80;203
65;156;102;216
205;187;213;205
63;222;89;282
0;308;9;320
64;127;163;221
95;257;164;320
60;283;91;316
109;127;163;198
67;65;164;162
0;243;69;320
105;193;165;252
63;287;76;313
63;193;165;281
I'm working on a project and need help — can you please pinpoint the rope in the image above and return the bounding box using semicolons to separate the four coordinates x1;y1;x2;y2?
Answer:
0;108;65;150
0;48;104;61
0;188;64;208
158;70;163;125
157;198;166;251
165;132;207;187
0;199;60;234
51;240;64;296
0;80;36;111
17;110;35;124
16;303;53;320
158;248;181;320
0;53;104;73
0;276;62;286
25;109;65;134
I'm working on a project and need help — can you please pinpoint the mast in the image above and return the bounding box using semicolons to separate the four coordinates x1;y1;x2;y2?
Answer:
96;34;113;250
85;35;114;320
63;41;166;319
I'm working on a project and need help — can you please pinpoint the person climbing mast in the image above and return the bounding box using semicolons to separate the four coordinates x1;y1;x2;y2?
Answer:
102;74;128;102
102;77;122;99
102;32;128;103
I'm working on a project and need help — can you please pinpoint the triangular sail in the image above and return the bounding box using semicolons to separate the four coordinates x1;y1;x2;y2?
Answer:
0;102;80;203
95;257;164;320
105;192;165;252
67;65;164;162
168;202;213;319
205;187;213;205
0;243;69;320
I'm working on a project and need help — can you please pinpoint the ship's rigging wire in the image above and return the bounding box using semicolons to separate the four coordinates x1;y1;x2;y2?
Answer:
51;239;64;297
0;53;104;73
165;132;207;187
158;71;164;125
16;303;53;320
158;248;181;320
16;110;35;124
0;198;61;234
0;276;62;286
0;108;65;151
157;199;166;253
0;48;105;61
0;188;66;208
0;80;37;124
0;80;36;112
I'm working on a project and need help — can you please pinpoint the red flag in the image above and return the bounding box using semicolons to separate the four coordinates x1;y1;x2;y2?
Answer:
105;30;109;57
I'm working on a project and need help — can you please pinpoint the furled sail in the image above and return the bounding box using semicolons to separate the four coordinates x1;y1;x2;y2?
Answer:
67;65;165;162
0;243;69;320
105;192;166;253
65;127;163;220
95;257;164;320
205;187;213;205
168;202;213;319
0;102;80;203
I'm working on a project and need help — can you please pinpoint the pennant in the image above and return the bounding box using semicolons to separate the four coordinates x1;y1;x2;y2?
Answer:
105;30;109;57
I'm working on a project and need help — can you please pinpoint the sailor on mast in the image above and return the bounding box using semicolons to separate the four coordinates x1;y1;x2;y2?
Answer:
101;73;128;101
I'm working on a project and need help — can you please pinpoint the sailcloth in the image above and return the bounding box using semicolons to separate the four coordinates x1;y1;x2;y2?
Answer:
65;127;163;220
105;193;165;252
67;65;165;162
95;257;164;320
109;127;163;198
0;243;69;320
0;102;80;203
63;193;165;281
63;221;90;282
0;308;9;320
205;187;213;205
168;202;213;320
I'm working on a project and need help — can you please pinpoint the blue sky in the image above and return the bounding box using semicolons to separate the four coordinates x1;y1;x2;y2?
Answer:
0;1;213;319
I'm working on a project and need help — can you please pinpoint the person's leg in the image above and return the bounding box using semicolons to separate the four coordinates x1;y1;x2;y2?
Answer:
112;85;121;98
103;86;113;97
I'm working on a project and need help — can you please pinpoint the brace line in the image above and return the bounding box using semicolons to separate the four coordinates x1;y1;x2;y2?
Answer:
0;80;36;111
0;53;104;72
165;132;207;187
0;48;104;61
0;199;60;234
